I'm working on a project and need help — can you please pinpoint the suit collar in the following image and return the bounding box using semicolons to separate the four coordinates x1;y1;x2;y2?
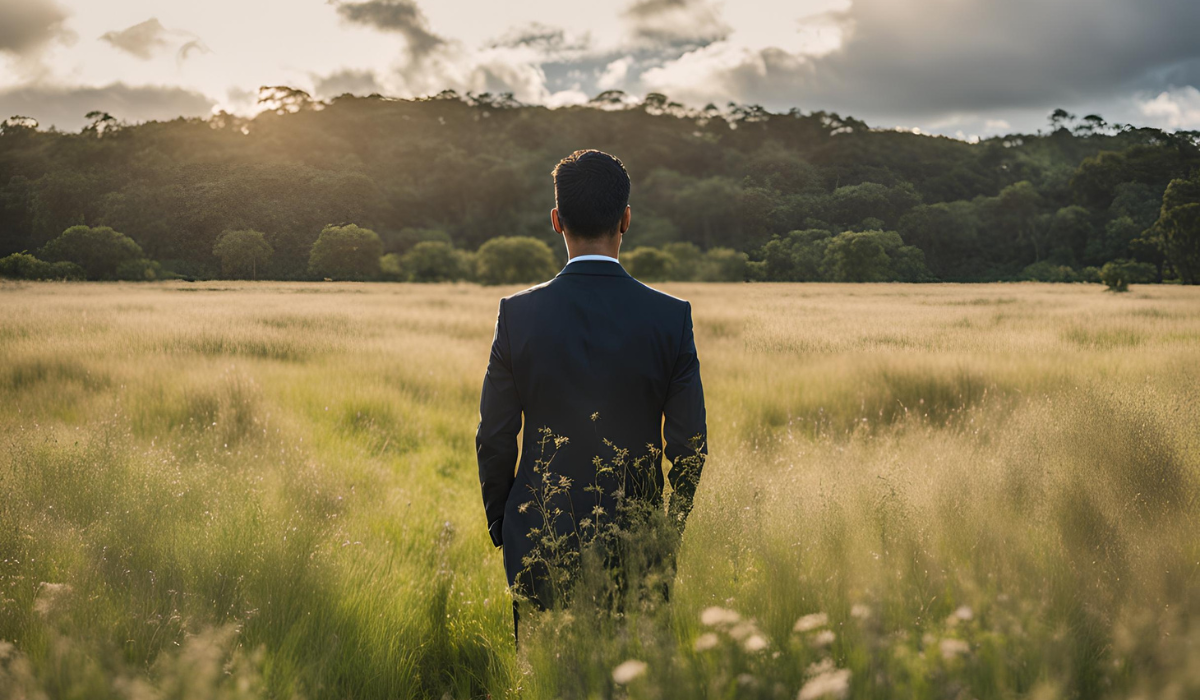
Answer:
555;260;632;278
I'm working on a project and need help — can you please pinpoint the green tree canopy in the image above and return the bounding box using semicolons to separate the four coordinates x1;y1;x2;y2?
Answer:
475;237;557;285
1147;172;1200;284
39;225;143;280
308;224;383;280
213;229;273;279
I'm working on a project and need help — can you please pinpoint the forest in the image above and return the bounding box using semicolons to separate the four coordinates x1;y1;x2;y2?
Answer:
1;88;1198;284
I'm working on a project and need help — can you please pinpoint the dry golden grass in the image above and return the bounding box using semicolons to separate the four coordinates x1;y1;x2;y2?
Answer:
1;279;1198;699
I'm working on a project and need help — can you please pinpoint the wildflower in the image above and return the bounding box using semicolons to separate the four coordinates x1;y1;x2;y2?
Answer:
793;612;828;633
952;605;973;622
798;668;851;700
694;632;719;652
744;634;769;653
812;630;836;648
939;638;970;660
33;582;72;617
729;621;757;641
850;604;870;620
612;659;647;684
700;606;741;627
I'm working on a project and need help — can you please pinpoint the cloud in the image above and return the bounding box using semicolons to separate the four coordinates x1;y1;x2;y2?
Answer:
100;18;170;60
642;0;1200;129
100;17;209;63
1139;86;1200;129
598;57;634;90
334;0;444;60
0;82;215;131
622;0;729;50
312;68;382;98
0;0;72;57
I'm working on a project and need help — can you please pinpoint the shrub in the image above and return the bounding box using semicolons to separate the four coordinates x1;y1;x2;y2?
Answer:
697;247;749;282
0;252;85;280
116;258;170;281
401;241;472;282
662;242;702;281
1022;260;1080;282
475;236;558;285
1099;259;1157;292
213;229;273;279
308;224;383;280
39;225;144;280
623;247;676;281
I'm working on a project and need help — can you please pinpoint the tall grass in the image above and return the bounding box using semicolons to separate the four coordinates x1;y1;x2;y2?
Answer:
0;280;1198;699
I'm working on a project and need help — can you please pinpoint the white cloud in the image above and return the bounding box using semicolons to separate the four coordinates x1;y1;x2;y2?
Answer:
1139;86;1200;129
597;56;633;90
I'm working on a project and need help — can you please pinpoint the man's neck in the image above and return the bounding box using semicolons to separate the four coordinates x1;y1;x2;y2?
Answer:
564;235;621;260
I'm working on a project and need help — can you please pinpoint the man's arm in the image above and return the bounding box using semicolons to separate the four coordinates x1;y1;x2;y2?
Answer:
477;298;523;548
663;301;707;532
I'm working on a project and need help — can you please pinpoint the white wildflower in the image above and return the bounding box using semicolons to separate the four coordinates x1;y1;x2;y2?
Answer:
700;606;741;627
743;634;769;653
850;604;870;620
612;659;647;684
693;632;719;652
793;612;828;633
729;621;757;641
953;605;973;622
798;667;851;700
812;629;836;648
940;638;970;660
34;582;72;617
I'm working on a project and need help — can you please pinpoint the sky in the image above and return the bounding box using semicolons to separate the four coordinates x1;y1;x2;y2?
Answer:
1;0;1199;138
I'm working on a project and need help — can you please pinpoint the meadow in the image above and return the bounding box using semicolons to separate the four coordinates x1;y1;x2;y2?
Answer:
1;279;1198;699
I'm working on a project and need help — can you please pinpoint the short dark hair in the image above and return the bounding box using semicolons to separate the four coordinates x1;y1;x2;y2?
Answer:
551;149;630;239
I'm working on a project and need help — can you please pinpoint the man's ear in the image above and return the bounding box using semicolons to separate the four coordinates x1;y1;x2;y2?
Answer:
619;205;631;234
551;208;565;235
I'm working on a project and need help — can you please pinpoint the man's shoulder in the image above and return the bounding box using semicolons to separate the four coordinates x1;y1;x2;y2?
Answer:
502;275;689;313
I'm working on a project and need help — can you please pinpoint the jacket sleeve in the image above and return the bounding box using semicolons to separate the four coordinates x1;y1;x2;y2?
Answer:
662;301;707;531
476;298;523;548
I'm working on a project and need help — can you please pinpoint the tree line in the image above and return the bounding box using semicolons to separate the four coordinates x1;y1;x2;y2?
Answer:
0;91;1197;285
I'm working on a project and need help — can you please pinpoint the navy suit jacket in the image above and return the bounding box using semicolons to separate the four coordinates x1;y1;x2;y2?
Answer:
476;259;707;597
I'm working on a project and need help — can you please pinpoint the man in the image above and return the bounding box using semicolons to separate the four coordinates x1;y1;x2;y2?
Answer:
476;149;708;643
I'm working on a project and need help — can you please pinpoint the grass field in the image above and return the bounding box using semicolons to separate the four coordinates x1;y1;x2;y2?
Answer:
1;280;1198;699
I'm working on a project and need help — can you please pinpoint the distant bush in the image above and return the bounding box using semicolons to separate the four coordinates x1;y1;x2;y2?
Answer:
1100;259;1158;292
116;258;171;281
0;252;85;280
379;227;452;256
308;224;383;280
1022;260;1081;282
40;225;144;280
475;236;557;285
213;229;273;279
624;247;676;281
697;247;750;281
401;241;473;282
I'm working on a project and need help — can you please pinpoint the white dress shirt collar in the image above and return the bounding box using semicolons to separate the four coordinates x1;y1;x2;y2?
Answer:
566;254;620;265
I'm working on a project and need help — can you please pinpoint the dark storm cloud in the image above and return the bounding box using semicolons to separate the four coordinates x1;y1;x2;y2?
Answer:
0;0;71;57
813;0;1200;115
622;0;729;49
312;68;382;98
0;82;215;131
644;0;1200;128
334;0;444;59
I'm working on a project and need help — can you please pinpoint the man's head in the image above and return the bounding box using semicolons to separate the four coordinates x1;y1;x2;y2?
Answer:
551;150;631;247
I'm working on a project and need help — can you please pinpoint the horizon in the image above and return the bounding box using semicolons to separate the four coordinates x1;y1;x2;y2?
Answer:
2;0;1198;139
